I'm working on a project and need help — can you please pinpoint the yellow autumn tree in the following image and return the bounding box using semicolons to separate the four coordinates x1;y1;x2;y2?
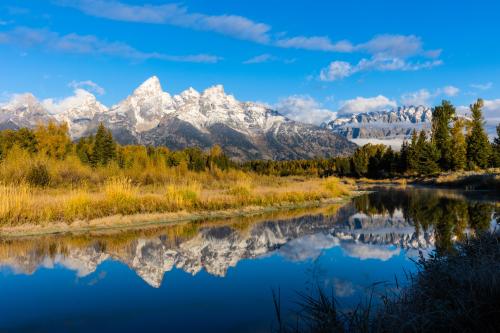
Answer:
34;122;72;160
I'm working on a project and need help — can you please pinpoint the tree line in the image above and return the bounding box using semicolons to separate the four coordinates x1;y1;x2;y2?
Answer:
245;99;499;178
0;122;233;173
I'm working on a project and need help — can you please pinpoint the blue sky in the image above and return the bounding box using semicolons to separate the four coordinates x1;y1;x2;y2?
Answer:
1;0;500;125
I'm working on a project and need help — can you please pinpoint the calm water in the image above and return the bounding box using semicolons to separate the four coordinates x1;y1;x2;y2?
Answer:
0;187;497;333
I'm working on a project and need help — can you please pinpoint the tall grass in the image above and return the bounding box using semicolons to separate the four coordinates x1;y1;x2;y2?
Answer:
0;176;352;226
0;183;32;225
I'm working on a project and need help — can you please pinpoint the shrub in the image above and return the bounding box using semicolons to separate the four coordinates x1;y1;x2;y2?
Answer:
322;177;350;197
27;162;51;187
165;182;201;209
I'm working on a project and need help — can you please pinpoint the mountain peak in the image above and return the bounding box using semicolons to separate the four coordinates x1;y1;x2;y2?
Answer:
2;93;42;112
180;87;200;99
203;84;225;96
134;76;163;96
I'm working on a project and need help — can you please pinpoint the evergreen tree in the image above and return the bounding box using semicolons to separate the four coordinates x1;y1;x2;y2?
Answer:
91;123;116;166
466;99;491;169
415;131;440;176
399;140;409;173
407;130;419;173
449;118;467;170
491;124;500;167
431;100;454;170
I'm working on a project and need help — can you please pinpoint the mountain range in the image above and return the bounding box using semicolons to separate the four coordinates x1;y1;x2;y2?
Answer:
324;106;433;149
0;76;356;161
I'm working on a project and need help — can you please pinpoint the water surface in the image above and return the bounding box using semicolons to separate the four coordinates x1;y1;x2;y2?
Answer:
0;187;497;332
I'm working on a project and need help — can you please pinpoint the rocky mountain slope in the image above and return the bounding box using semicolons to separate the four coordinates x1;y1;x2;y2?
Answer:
324;106;433;148
0;77;356;160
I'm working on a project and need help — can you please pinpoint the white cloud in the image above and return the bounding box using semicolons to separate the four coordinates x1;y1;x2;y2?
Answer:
275;36;353;52
338;95;397;114
470;82;493;90
41;88;99;114
61;0;271;43
316;34;442;81
0;27;221;63
356;34;437;58
400;89;432;106
61;1;443;66
275;95;337;125
401;86;460;106
440;85;460;97
319;61;353;81
68;80;105;95
243;54;275;64
319;56;442;81
482;99;500;120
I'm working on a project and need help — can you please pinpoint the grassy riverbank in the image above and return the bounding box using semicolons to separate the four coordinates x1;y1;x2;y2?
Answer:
274;232;500;333
0;174;353;233
355;169;500;191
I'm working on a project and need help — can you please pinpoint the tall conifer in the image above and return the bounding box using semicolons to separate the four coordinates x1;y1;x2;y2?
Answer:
466;99;491;169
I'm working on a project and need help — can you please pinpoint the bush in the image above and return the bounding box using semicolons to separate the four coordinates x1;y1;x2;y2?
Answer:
27;163;51;187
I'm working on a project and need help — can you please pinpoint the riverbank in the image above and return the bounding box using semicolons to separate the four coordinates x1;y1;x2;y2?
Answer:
0;176;357;237
356;169;500;191
274;232;500;333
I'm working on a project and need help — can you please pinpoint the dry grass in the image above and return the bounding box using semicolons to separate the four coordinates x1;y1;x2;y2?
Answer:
0;176;353;227
422;168;500;190
0;144;354;227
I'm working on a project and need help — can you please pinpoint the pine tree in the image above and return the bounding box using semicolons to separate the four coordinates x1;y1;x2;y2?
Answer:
407;129;419;173
431;100;454;170
415;131;440;176
91;123;116;166
450;118;467;170
399;140;409;173
466;99;491;169
491;124;500;167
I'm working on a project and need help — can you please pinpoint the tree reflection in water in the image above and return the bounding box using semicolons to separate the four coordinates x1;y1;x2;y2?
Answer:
352;188;496;253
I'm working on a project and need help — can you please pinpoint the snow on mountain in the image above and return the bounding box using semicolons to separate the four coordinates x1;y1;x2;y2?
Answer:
45;89;108;138
0;76;356;160
0;93;55;130
324;106;433;149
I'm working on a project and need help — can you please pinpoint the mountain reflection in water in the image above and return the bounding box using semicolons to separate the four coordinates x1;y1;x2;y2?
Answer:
0;188;496;288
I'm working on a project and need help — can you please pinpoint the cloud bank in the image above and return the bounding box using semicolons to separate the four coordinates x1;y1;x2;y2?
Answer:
0;27;221;63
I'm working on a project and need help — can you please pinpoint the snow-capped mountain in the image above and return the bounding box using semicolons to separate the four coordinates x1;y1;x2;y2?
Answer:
324;106;433;149
0;76;356;160
0;93;55;130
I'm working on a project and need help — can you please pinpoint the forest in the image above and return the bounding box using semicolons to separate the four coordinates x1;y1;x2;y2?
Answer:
245;99;499;178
